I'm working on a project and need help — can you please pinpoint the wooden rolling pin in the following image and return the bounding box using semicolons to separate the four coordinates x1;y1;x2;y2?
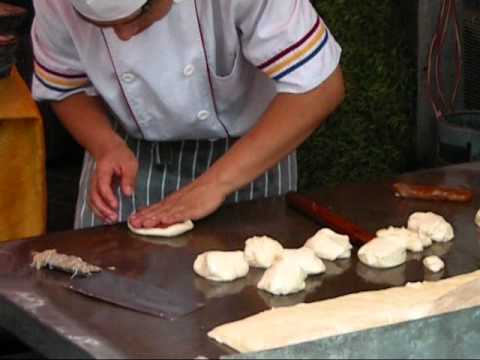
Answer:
286;192;375;245
392;182;473;203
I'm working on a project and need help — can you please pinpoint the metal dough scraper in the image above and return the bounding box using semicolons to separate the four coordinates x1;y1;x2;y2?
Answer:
65;271;205;321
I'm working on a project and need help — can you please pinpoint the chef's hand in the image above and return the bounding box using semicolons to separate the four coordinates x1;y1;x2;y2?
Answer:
90;141;138;223
49;93;139;223
128;177;227;228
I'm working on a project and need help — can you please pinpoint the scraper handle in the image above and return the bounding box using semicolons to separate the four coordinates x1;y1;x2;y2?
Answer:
286;192;375;245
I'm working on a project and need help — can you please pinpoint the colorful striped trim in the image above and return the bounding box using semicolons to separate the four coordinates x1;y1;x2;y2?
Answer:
34;73;90;93
34;58;87;79
258;17;329;81
273;31;329;81
34;59;90;92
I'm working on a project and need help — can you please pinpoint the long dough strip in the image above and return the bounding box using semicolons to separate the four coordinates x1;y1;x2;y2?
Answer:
209;270;480;353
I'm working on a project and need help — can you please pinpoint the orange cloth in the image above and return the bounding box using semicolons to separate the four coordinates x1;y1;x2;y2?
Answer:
0;67;46;241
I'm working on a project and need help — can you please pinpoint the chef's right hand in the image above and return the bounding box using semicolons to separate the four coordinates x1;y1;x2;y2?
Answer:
89;141;138;223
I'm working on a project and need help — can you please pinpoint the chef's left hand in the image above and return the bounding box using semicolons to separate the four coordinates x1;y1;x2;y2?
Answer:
128;177;227;228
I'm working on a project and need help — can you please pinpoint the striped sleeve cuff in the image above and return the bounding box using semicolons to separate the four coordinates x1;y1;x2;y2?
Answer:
257;17;330;81
33;58;91;94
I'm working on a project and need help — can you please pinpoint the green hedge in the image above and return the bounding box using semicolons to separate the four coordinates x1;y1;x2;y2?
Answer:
299;0;416;189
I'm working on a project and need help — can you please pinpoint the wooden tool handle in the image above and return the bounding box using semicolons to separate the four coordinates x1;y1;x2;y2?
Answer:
286;192;375;245
392;182;473;203
0;34;16;46
0;3;27;17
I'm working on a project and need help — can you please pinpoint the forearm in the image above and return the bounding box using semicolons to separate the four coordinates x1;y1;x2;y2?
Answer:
49;93;125;159
129;68;345;227
203;66;345;194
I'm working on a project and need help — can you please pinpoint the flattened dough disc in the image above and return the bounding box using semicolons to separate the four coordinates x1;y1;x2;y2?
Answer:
127;220;194;237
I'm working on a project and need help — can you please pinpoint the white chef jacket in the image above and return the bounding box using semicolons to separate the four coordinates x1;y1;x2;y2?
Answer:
31;0;342;142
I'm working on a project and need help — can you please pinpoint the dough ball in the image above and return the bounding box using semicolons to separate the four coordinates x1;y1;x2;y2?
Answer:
475;209;480;228
423;256;445;273
127;220;194;237
244;236;284;269
280;248;326;275
358;237;407;269
194;251;249;282
417;232;433;248
257;259;307;296
376;227;425;252
407;212;454;243
304;229;352;261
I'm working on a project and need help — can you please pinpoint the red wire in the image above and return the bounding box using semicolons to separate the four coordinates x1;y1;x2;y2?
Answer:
427;1;446;119
435;0;450;113
451;0;463;109
426;0;463;120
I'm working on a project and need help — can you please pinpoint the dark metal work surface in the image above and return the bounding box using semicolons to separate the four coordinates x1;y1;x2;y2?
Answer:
1;163;480;359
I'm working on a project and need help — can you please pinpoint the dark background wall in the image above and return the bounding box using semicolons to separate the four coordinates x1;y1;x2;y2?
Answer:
301;0;417;189
4;0;32;78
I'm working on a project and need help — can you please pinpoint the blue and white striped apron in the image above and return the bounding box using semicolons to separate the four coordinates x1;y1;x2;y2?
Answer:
74;124;297;229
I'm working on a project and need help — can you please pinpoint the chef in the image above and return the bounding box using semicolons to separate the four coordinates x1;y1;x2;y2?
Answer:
31;0;345;230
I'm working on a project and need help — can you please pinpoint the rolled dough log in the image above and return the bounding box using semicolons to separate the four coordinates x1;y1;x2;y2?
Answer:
407;212;454;243
280;248;326;275
475;209;480;228
194;251;249;282
304;228;352;261
31;249;101;277
358;236;407;269
376;226;425;252
209;270;480;353
244;236;284;269
423;256;445;273
257;259;307;296
127;220;194;237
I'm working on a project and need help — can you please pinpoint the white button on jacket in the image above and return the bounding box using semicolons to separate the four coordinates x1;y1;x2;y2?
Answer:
122;73;136;83
197;110;210;121
32;0;342;141
183;64;195;77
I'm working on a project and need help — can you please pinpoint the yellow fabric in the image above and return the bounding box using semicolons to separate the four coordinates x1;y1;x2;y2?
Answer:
0;67;46;241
